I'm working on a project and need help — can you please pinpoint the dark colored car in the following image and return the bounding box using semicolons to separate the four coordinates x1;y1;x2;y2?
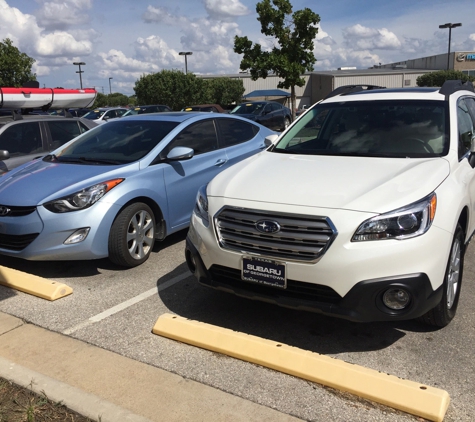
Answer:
124;105;172;116
182;104;227;113
230;101;291;131
49;108;92;117
0;115;97;173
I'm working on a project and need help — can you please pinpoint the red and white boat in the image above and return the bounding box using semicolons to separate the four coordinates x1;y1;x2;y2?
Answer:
0;87;97;110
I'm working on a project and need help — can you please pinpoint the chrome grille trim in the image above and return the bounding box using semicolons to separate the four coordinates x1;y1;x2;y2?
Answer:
214;207;338;262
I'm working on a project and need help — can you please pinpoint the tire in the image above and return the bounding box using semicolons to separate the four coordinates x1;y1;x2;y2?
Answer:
282;117;291;131
419;224;464;327
108;202;155;267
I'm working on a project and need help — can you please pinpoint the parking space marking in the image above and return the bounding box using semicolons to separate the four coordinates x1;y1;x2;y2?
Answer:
63;272;190;335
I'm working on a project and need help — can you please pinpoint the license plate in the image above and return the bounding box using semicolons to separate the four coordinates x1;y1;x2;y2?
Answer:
242;256;286;289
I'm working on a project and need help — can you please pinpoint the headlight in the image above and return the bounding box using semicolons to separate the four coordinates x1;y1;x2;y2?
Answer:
352;193;436;241
43;178;124;213
194;184;209;226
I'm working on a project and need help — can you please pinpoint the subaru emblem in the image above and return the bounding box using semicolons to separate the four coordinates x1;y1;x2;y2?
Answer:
255;220;281;234
0;206;11;216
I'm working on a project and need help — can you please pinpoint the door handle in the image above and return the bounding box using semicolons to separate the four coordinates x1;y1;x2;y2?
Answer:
214;158;227;166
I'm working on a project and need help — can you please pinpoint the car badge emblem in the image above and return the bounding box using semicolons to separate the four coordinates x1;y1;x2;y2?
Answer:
256;220;281;234
0;206;11;216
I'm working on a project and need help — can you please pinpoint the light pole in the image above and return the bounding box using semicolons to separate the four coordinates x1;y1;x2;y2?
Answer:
179;52;193;74
109;77;113;94
439;23;462;70
73;62;86;89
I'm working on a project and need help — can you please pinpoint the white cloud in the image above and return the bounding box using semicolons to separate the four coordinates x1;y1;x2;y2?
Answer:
35;0;92;30
343;24;401;50
203;0;250;20
35;32;92;56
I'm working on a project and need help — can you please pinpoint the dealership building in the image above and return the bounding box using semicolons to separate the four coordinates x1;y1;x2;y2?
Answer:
213;50;475;110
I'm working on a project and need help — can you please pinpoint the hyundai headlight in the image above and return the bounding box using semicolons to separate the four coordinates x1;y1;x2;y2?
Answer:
194;184;209;226
352;193;436;241
43;178;124;213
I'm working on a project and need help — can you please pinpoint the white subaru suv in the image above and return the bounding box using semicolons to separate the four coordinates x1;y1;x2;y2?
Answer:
186;80;475;327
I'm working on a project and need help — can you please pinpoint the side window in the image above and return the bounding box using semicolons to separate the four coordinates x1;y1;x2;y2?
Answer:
47;121;82;149
271;103;281;112
457;99;475;159
0;122;42;156
165;120;219;155
216;118;258;147
116;109;127;117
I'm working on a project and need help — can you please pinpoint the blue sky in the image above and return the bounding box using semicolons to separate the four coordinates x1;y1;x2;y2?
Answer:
1;0;474;96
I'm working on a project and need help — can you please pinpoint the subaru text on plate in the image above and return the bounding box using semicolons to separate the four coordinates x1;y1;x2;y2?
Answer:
186;80;475;327
0;112;275;267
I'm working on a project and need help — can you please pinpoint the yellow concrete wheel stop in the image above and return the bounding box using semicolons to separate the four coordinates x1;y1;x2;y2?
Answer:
0;266;72;300
153;313;450;422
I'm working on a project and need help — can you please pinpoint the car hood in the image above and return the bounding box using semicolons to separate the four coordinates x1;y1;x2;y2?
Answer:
208;152;450;214
0;159;136;206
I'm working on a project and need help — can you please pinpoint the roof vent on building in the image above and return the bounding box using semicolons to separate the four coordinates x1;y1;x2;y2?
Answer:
338;67;357;70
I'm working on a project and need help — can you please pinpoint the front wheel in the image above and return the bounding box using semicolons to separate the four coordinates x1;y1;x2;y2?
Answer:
419;224;464;327
108;202;156;267
282;117;291;131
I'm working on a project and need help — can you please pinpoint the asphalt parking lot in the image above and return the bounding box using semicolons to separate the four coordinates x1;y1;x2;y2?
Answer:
0;229;474;421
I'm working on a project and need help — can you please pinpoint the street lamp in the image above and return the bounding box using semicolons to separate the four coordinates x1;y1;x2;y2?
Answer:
179;52;193;74
73;62;86;89
109;77;113;94
439;23;462;70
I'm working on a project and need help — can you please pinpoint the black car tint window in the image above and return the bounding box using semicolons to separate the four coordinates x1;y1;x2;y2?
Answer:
216;119;257;147
0;122;42;156
167;120;219;155
47;121;82;149
457;98;475;159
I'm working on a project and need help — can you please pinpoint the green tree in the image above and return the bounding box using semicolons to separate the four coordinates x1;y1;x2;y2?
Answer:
417;70;475;87
0;38;36;87
134;70;205;110
205;77;245;107
234;0;320;119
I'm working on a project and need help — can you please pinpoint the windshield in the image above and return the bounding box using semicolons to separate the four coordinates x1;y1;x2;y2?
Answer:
273;100;449;158
83;109;106;120
231;103;265;115
54;119;179;165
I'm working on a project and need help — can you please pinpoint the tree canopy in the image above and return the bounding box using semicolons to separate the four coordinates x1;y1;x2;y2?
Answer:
234;0;320;119
133;70;244;110
0;38;36;87
417;70;475;87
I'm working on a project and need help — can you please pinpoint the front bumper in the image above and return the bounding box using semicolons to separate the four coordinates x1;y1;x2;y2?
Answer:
186;236;443;322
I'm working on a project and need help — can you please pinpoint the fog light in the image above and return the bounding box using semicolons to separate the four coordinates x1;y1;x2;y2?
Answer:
64;228;90;245
382;288;410;310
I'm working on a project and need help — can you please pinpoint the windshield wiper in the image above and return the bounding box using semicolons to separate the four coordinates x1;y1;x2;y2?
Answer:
52;156;122;165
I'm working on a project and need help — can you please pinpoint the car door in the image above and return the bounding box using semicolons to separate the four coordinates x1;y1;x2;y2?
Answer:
215;117;266;166
460;97;475;238
162;118;228;229
0;121;44;172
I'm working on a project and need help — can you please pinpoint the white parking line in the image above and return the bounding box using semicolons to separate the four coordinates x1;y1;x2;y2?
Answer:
63;272;190;335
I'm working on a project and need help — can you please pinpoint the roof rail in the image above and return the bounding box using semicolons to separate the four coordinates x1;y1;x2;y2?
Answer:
439;80;475;99
324;84;386;99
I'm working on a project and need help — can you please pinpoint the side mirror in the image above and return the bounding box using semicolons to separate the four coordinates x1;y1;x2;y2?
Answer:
167;146;194;161
264;134;279;147
0;150;10;161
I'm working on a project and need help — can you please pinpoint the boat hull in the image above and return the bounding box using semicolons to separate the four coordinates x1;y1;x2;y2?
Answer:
0;87;97;109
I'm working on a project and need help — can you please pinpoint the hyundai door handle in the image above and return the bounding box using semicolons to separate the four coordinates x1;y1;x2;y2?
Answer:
215;159;227;166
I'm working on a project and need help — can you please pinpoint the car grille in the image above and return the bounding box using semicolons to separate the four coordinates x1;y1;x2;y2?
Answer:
214;207;337;261
209;265;341;304
0;205;36;217
0;233;39;251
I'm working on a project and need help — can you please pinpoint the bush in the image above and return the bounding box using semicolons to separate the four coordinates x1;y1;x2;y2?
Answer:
417;70;475;87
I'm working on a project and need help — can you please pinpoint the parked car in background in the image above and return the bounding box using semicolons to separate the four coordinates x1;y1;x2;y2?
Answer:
123;105;172;117
49;108;91;118
0;115;97;173
83;107;128;124
186;80;475;328
296;104;310;117
0;112;275;267
230;101;291;131
182;104;227;113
